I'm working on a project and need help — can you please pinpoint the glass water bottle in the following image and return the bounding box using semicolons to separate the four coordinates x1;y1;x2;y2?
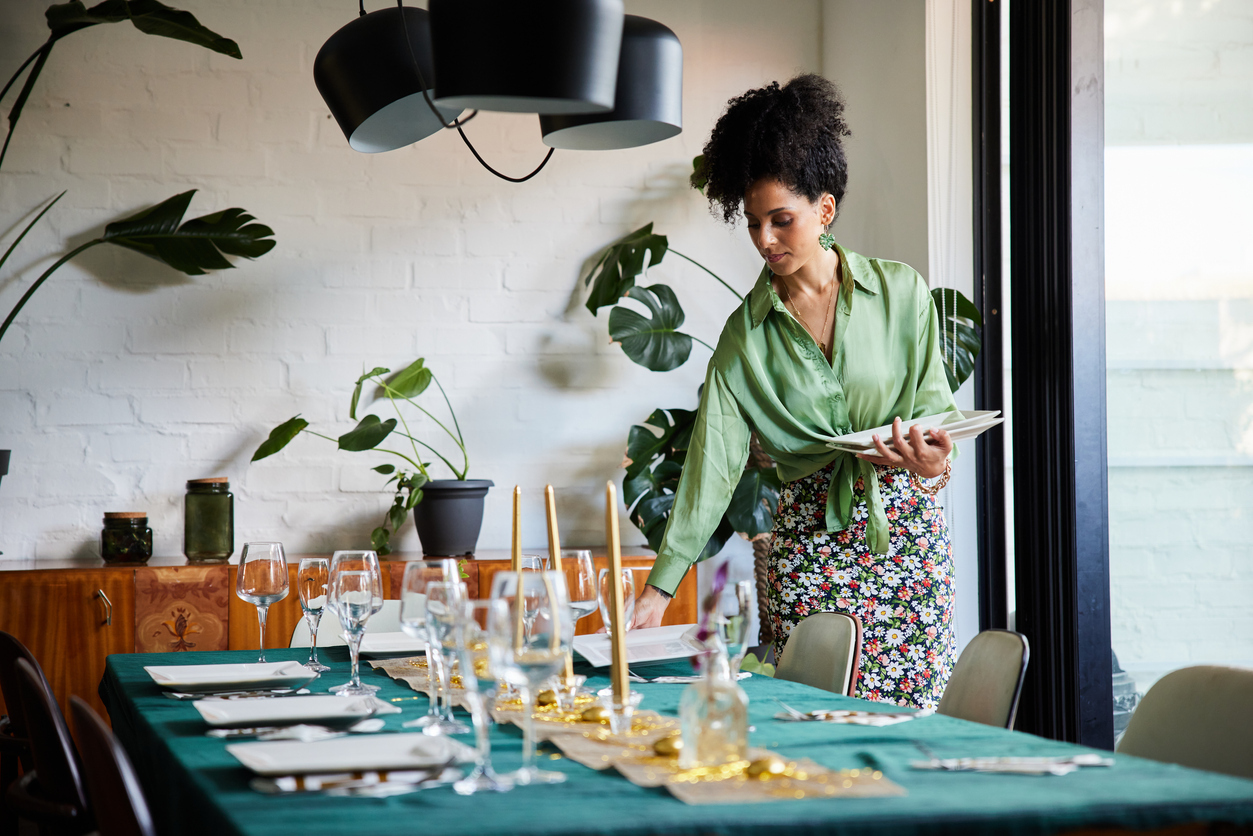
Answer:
678;647;749;768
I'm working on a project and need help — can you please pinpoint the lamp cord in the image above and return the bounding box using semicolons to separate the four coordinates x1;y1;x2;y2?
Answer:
394;0;554;182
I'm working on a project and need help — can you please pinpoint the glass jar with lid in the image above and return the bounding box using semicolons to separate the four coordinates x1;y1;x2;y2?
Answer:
184;477;233;564
101;512;153;565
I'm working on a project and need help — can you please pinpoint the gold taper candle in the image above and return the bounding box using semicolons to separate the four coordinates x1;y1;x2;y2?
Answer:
511;485;522;572
511;485;524;649
605;480;630;700
545;485;575;684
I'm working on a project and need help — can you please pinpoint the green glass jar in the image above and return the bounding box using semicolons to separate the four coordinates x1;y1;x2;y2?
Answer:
101;512;153;565
184;477;233;564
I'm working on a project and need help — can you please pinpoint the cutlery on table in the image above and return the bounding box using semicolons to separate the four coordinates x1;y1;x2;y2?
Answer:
249;761;460;796
206;717;387;739
628;670;750;684
165;687;313;701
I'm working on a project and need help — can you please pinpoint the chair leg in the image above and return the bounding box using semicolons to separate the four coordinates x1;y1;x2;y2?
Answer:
1;752;18;836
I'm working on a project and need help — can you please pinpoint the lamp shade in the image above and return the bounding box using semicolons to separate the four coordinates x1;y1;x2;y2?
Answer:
313;6;460;153
428;0;624;115
540;15;682;150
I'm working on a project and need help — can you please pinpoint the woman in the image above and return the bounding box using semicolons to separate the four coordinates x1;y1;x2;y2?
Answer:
632;74;958;709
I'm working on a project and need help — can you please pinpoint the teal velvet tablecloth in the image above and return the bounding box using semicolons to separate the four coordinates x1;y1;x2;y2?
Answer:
99;647;1253;836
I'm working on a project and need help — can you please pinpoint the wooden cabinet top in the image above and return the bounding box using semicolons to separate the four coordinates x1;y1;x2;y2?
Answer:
0;547;655;574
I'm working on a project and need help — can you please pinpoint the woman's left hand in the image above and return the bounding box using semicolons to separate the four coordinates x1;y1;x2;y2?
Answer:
856;417;952;478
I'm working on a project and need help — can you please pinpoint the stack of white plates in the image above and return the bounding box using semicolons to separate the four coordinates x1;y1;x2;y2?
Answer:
824;410;1003;455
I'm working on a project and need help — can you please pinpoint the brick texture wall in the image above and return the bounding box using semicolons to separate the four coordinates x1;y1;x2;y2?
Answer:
0;0;822;563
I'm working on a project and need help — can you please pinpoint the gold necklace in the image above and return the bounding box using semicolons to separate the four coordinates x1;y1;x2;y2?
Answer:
782;274;836;355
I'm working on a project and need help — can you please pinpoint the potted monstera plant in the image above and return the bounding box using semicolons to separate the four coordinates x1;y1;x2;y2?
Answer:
251;359;491;557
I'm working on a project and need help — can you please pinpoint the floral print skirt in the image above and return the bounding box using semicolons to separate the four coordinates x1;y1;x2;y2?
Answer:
767;461;956;709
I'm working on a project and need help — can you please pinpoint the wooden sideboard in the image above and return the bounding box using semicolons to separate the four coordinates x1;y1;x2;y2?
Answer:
0;550;694;720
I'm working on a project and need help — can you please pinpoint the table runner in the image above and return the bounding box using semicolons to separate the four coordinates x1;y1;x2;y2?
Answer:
100;647;1253;836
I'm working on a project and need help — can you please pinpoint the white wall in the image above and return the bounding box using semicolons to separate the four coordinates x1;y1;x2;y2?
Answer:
0;0;822;564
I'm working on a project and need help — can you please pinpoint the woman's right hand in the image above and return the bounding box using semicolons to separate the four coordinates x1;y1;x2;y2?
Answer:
631;585;670;629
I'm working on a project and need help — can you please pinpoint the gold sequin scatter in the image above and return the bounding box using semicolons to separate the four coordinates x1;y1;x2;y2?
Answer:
667;760;753;784
407;659;430;670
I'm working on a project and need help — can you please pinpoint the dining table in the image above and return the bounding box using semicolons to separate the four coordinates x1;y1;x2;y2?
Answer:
99;646;1253;836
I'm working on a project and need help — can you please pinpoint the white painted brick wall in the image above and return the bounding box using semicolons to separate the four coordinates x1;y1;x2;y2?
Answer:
0;0;824;578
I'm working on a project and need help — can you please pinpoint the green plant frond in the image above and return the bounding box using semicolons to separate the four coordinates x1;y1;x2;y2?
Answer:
608;284;693;372
250;416;307;462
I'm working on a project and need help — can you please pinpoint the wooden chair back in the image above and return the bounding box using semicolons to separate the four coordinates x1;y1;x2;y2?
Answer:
1116;665;1253;780
69;697;156;836
5;658;90;835
774;612;863;697
0;631;41;836
937;629;1029;729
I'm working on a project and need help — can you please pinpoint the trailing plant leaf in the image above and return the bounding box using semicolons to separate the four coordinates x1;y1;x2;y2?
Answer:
690;154;708;193
337;415;397;452
102;191;275;275
740;654;775;677
2;0;239;171
350;366;390;419
724;466;781;539
372;464;395;475
930;288;983;392
583;223;668;313
386;358;432;400
608;284;693;372
251;416;307;461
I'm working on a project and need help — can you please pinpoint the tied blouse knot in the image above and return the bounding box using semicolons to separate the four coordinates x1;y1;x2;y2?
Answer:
646;244;959;596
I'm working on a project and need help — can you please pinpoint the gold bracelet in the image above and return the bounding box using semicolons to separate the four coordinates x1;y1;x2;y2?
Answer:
911;460;952;496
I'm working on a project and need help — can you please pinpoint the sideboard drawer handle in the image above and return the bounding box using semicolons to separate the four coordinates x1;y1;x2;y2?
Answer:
96;589;113;626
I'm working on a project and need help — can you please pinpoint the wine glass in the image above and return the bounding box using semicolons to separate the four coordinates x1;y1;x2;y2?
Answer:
399;559;460;728
423;581;471;735
329;570;375;696
516;554;548;638
450;599;513;795
718;580;753;678
488;570;572;785
297;557;330;672
328;550;382;695
597;567;635;632
235;543;288;663
562;549;599;628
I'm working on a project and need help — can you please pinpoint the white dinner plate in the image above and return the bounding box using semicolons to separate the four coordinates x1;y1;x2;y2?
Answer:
824;410;1002;452
193;695;399;728
358;632;426;657
144;661;317;693
226;732;475;776
573;624;702;668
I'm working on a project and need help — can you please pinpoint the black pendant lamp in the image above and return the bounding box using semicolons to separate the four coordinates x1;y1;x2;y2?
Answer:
540;15;682;150
428;0;625;115
313;6;460;153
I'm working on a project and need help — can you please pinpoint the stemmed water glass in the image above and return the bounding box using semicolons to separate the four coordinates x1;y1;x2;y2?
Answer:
399;559;461;730
328;550;383;695
597;567;636;632
329;570;376;696
488;570;573;785
563;550;599;628
718;580;754;678
423;581;471;735
448;599;514;795
235;543;289;663
517;554;548;638
297;557;330;672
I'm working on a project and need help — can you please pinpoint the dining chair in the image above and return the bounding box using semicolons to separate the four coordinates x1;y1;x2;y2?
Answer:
0;631;41;836
289;598;403;648
6;658;91;836
774;612;863;696
69;697;156;836
1115;665;1253;780
936;629;1029;729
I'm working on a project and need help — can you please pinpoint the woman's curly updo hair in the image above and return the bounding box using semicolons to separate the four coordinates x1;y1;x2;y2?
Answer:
695;73;851;228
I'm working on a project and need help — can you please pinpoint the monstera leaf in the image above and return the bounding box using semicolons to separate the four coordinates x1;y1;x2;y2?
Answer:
622;407;696;479
2;0;240;171
583;223;668;313
725;466;781;539
608;284;694;372
1;190;275;346
931;288;983;392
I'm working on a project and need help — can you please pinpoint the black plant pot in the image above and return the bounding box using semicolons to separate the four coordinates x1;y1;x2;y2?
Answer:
0;450;9;490
412;479;494;556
